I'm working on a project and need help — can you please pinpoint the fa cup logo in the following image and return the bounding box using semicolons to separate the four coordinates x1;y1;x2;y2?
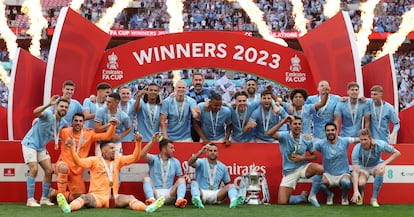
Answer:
107;52;119;69
290;55;301;72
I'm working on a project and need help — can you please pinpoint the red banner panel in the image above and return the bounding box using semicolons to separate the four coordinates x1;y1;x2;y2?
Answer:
43;7;111;102
92;31;315;91
397;107;414;143
0;141;413;204
298;11;363;96
0;106;7;139
362;54;398;107
8;49;46;140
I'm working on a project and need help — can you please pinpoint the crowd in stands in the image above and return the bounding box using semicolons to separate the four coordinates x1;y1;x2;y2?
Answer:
125;68;294;103
0;78;8;107
4;0;413;33
395;51;414;110
359;50;414;111
0;49;9;62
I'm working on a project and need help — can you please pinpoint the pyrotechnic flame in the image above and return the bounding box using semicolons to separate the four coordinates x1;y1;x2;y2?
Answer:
231;0;287;46
166;0;184;33
21;0;48;58
96;0;133;33
376;8;414;58
0;65;9;87
290;0;308;36
70;0;84;12
172;71;181;87
355;0;380;61
166;0;184;84
0;0;18;61
323;0;341;19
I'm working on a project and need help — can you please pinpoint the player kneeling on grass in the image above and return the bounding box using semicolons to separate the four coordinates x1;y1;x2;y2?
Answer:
188;144;244;208
350;129;400;207
57;133;164;213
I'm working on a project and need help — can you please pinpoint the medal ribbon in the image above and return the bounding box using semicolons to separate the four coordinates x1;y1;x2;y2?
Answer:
206;158;217;190
101;157;114;188
160;156;171;188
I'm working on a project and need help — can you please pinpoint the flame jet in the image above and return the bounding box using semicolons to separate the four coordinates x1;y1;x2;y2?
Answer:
166;0;185;83
355;0;380;61
376;8;414;58
70;0;84;12
96;0;133;33
0;0;18;61
21;0;48;58
229;0;288;46
290;0;308;36
323;0;341;19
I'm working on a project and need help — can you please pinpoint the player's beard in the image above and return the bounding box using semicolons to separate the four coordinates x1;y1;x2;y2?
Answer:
166;152;173;159
103;151;115;161
57;109;67;118
208;155;217;161
327;133;336;141
194;84;202;92
73;124;82;133
247;87;255;95
109;153;115;161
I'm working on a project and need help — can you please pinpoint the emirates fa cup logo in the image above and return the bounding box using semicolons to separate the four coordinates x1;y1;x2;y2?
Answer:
107;52;119;69
289;55;301;72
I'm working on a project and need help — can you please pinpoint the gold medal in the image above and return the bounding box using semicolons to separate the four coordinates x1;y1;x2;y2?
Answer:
109;181;113;187
210;185;214;190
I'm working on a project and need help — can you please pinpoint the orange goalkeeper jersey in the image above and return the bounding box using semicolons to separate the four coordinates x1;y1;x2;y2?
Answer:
58;125;115;175
70;140;142;196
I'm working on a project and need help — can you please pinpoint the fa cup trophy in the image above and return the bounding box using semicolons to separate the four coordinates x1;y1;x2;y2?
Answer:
245;167;261;204
235;165;270;205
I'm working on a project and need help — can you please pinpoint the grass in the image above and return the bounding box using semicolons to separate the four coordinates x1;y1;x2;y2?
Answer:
0;203;412;217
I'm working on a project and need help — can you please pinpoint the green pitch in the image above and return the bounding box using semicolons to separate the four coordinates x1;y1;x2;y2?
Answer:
0;203;412;217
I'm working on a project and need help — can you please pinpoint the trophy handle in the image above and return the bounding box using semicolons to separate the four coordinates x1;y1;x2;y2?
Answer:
233;176;241;189
234;175;248;203
260;173;271;204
